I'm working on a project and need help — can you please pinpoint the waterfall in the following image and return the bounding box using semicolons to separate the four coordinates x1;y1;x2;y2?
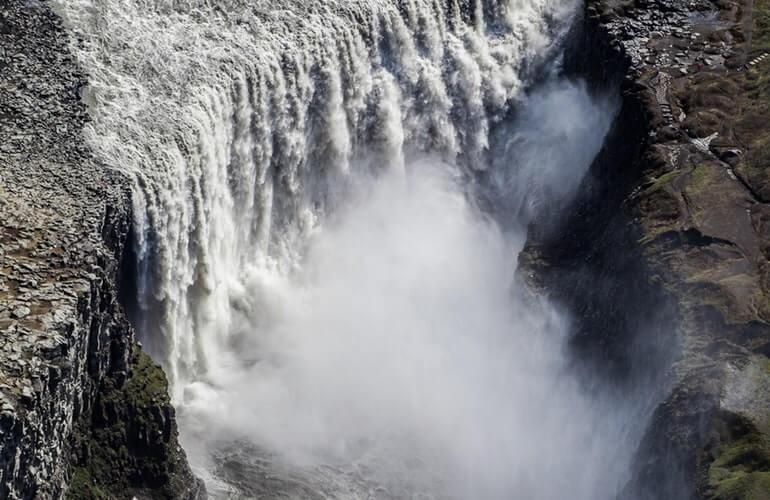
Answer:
54;0;644;498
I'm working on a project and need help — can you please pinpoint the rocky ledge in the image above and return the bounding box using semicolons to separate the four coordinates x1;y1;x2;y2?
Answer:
526;0;770;496
0;2;202;498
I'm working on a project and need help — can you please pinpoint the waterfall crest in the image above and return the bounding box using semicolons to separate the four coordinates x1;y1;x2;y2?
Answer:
56;0;576;392
55;0;643;498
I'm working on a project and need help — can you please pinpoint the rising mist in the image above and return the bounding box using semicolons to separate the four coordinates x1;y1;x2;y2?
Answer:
54;0;658;497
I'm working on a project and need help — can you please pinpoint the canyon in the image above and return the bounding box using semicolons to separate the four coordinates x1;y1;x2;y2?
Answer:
0;0;767;498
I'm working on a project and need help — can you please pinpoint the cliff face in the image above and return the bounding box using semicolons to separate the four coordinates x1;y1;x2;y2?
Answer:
0;2;202;498
528;0;770;496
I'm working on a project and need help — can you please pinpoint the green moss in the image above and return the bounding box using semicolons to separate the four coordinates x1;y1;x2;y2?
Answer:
118;350;168;409
646;169;685;193
707;412;770;499
67;347;194;500
688;164;717;191
709;470;770;499
67;466;109;500
682;164;726;225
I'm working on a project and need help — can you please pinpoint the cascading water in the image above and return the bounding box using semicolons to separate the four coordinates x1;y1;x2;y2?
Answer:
55;0;652;498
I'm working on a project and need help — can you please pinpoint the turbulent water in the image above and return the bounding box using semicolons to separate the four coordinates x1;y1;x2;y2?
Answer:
55;0;648;498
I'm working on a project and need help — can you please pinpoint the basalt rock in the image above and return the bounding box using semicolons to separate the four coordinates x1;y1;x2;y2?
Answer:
0;1;202;498
525;0;770;496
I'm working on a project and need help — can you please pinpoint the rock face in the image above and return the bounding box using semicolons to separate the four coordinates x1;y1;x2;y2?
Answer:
0;2;202;498
526;0;770;496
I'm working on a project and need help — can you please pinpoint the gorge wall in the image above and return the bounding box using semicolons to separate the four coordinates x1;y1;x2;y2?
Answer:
0;2;202;498
531;0;770;496
0;0;768;498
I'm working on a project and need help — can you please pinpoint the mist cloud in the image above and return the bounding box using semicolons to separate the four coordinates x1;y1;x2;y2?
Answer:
178;79;632;500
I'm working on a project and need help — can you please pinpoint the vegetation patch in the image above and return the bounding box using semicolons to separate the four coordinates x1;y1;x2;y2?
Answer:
649;169;686;192
707;411;770;499
68;347;194;499
735;0;770;200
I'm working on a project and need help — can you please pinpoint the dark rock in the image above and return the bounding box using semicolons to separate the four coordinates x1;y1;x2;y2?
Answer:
717;147;743;165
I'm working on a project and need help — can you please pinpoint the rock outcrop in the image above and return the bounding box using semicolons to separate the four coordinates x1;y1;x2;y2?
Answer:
526;0;770;496
0;2;202;498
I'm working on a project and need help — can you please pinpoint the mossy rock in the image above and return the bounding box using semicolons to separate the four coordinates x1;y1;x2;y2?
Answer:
68;346;203;499
706;411;770;500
